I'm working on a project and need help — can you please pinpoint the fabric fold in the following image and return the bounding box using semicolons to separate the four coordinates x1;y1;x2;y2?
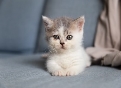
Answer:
86;0;121;67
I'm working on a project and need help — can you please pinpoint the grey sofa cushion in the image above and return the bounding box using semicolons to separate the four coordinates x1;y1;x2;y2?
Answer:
37;0;103;52
0;53;19;58
0;52;29;58
0;54;121;88
0;0;45;53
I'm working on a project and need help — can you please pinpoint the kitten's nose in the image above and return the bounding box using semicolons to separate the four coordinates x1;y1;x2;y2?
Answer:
60;42;65;46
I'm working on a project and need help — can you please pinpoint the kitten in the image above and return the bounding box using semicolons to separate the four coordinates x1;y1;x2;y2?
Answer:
42;16;91;76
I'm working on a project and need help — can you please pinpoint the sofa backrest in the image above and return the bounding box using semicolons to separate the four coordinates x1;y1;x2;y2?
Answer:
0;0;45;54
37;0;103;52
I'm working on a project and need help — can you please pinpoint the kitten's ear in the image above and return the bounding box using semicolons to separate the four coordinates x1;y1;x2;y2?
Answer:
42;16;53;28
73;16;85;30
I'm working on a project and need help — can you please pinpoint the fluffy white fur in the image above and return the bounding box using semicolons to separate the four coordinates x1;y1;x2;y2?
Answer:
47;47;91;76
43;16;91;76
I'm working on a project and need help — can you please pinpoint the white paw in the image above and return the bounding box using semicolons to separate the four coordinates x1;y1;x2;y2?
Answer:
86;61;91;67
66;67;82;76
66;70;79;76
51;70;66;76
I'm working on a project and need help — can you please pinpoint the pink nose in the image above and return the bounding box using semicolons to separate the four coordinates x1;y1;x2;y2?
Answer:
60;42;65;46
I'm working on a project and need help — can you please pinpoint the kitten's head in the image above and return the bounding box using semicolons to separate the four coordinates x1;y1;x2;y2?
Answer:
42;16;85;53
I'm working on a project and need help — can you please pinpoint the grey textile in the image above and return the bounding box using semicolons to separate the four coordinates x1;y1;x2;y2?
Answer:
37;0;103;52
0;0;45;53
0;53;19;58
0;54;121;88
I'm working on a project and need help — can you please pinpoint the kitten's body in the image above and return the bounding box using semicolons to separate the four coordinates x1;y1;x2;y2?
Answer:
42;16;91;76
47;47;91;76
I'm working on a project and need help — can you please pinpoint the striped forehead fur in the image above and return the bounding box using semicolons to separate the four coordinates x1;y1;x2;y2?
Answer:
53;17;73;30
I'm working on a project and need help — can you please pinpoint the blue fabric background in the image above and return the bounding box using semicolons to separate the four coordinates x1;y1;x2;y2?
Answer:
0;0;45;53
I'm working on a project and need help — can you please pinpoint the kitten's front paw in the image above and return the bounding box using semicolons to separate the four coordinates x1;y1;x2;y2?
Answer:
66;67;84;76
51;70;66;76
66;70;79;76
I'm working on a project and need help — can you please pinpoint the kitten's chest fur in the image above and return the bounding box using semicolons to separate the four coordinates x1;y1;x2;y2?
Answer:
56;54;76;69
48;50;83;69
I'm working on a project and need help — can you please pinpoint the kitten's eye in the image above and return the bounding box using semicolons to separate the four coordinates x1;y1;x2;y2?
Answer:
53;35;59;39
67;35;73;40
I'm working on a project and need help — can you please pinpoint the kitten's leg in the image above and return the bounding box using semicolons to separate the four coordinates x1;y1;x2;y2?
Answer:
86;56;91;67
83;50;91;67
86;61;91;67
66;65;85;76
47;60;66;76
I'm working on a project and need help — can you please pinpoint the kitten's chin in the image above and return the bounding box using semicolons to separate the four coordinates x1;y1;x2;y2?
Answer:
57;49;67;53
57;47;67;52
50;47;67;54
61;46;66;49
49;45;78;54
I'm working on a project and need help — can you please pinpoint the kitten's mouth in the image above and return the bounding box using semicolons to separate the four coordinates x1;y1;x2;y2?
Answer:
61;46;66;49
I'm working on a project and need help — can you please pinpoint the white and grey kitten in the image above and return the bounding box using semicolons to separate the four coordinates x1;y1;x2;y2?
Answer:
42;16;91;76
